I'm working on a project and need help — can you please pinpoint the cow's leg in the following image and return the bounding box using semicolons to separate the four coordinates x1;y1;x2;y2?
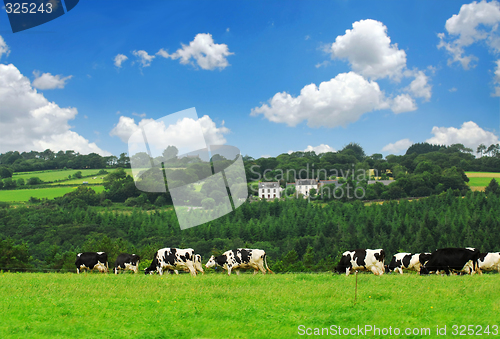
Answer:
158;268;163;276
77;267;79;274
397;267;403;275
345;268;350;276
227;266;232;276
174;270;179;275
235;270;240;276
258;263;266;274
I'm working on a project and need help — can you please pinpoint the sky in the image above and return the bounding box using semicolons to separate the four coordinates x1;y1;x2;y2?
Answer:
0;0;499;159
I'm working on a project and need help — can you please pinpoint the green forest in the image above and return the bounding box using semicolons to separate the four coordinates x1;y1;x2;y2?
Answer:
0;189;499;273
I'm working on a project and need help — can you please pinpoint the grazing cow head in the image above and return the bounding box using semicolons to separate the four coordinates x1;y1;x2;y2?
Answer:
205;255;217;268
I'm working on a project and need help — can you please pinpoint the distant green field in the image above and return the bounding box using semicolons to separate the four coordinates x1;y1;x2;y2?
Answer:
49;176;104;185
0;273;498;339
465;172;499;190
0;186;105;202
12;169;104;183
468;177;498;187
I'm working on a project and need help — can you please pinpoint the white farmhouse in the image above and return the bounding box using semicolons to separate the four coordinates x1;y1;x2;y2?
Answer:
258;182;281;199
295;179;318;197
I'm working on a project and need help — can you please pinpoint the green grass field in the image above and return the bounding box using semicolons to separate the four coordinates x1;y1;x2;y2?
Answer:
468;177;498;187
12;169;105;183
0;273;498;338
0;186;105;202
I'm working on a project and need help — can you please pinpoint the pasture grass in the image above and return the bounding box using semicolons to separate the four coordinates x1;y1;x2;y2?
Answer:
468;177;498;187
0;272;498;338
12;169;105;183
0;186;105;202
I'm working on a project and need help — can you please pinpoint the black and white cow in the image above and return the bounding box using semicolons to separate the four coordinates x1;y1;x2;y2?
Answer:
335;249;385;276
477;252;500;273
205;248;273;275
420;248;480;275
114;253;140;274
144;248;197;276
174;254;204;275
387;252;432;274
75;252;108;274
194;254;204;275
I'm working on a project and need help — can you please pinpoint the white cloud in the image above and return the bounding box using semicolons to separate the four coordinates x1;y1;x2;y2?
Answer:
132;50;155;67
0;35;9;60
426;121;499;150
0;64;110;155
330;19;407;81
382;138;413;154
158;33;233;70
32;71;73;90
406;71;432;101
304;144;336;154
449;87;458;92
251;72;389;128
132;112;146;118
493;59;500;96
114;54;128;68
315;61;330;68
391;94;417;114
110;114;230;150
438;0;500;69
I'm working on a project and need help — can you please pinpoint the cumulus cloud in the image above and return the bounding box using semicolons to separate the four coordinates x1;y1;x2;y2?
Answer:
391;94;417;114
0;64;109;155
158;33;233;70
114;54;128;68
132;50;155;67
330;19;407;81
438;0;500;69
251;72;389;128
32;71;73;90
382;138;413;154
304;144;336;154
406;71;432;101
0;35;9;60
110;114;230;153
426;121;499;150
494;59;500;96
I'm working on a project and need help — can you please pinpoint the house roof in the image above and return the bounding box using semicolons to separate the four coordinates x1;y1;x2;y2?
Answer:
296;179;317;186
259;182;280;188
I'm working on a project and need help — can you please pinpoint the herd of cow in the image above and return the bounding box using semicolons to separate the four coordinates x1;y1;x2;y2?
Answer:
336;248;500;276
75;248;273;276
74;247;500;276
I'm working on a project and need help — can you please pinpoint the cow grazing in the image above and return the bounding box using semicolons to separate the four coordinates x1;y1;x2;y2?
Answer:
194;254;204;275
387;252;431;274
478;252;500;273
75;252;108;274
114;253;140;274
144;248;197;276
420;248;481;275
336;249;385;276
172;254;205;275
205;248;273;275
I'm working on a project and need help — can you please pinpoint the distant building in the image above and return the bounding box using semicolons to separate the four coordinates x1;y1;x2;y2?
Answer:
258;182;281;199
367;180;394;186
295;179;318;197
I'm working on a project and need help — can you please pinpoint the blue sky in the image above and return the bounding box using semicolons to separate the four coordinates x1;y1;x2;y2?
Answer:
0;0;499;159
